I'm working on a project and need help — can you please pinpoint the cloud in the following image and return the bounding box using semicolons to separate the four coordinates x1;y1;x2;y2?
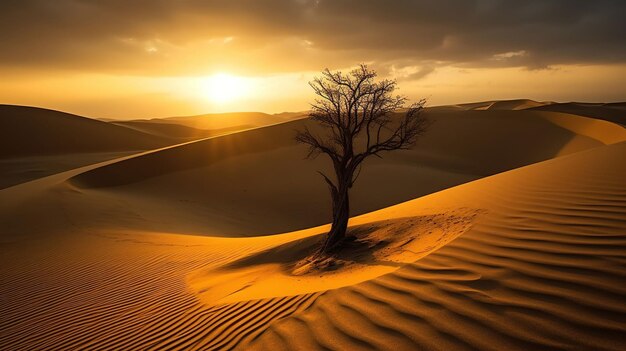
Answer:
0;0;624;75
405;66;436;81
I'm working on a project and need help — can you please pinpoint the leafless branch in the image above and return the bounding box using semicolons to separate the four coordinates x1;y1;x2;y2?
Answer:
295;64;430;253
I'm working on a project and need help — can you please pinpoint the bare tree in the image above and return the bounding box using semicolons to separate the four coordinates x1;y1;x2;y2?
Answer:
296;64;429;254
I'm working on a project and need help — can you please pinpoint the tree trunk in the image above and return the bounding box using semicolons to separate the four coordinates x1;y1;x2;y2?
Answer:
321;185;350;253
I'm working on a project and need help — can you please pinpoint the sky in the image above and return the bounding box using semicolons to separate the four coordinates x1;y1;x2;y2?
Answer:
0;0;625;119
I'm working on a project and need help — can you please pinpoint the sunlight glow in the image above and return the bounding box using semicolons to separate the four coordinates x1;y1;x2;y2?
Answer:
203;73;248;104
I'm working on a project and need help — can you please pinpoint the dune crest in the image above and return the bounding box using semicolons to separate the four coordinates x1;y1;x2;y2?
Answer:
530;102;626;126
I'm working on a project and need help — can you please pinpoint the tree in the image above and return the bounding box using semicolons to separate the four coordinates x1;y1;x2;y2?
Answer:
296;64;429;254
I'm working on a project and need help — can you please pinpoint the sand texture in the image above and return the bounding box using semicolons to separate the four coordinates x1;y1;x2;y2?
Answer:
1;100;625;350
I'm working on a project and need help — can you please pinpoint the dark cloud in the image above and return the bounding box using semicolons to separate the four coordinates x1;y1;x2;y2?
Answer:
405;66;436;81
0;0;624;74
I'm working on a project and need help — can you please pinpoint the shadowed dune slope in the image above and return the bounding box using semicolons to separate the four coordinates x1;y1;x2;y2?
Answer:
69;109;626;236
529;102;626;126
0;105;173;158
0;105;185;189
0;151;136;190
606;102;626;110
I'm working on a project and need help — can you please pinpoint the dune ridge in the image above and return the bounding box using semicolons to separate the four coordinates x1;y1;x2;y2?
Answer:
451;99;552;111
529;102;626;126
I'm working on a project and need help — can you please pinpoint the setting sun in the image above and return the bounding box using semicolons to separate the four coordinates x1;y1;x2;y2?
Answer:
203;73;248;104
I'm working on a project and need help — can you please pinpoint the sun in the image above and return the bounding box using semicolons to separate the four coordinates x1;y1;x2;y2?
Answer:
203;73;247;104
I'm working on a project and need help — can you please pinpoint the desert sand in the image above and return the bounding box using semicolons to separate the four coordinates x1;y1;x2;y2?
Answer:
0;106;300;189
1;100;625;350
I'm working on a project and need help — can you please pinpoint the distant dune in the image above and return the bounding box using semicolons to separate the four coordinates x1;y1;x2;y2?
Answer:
529;102;626;126
1;100;625;350
0;107;305;189
0;105;173;158
112;120;254;140
112;111;307;140
0;105;175;188
134;111;306;130
454;99;552;111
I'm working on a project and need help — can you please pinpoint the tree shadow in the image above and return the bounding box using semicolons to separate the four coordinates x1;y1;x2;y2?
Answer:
224;210;480;276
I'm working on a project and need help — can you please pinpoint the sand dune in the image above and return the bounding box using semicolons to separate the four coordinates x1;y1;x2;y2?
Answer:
530;102;626;126
1;138;624;350
605;102;626;111
0;105;181;188
244;141;626;351
69;109;625;236
453;99;552;111
1;100;625;350
133;111;306;130
0;105;173;158
485;99;552;110
112;120;253;141
0;106;304;188
109;111;308;141
0;151;136;190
